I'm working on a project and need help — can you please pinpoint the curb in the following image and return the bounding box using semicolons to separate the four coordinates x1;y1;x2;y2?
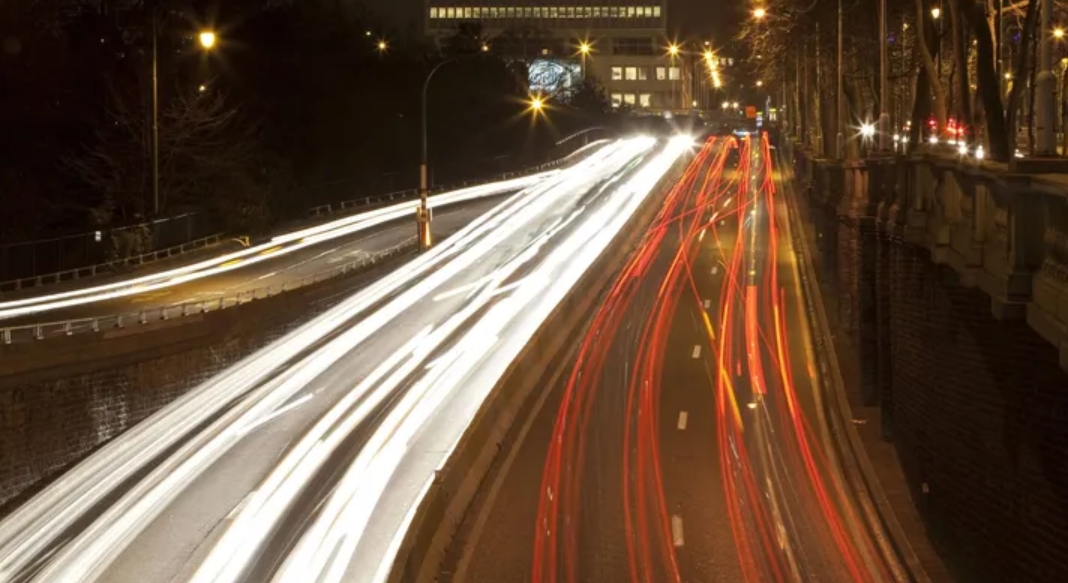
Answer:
779;141;931;583
388;147;693;583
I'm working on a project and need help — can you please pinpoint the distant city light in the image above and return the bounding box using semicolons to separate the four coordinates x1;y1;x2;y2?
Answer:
198;31;216;49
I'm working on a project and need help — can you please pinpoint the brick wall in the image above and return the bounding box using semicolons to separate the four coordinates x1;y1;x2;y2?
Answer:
809;181;1068;582
885;242;1068;583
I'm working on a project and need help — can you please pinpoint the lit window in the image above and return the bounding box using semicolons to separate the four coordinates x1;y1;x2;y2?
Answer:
625;66;637;80
592;6;601;17
627;6;636;17
669;66;680;80
653;6;662;17
609;6;619;17
429;7;438;18
639;93;652;107
611;66;623;80
487;7;496;17
611;93;623;107
462;7;472;18
656;66;667;80
446;7;455;18
523;7;532;16
624;93;636;105
549;6;558;17
637;67;648;80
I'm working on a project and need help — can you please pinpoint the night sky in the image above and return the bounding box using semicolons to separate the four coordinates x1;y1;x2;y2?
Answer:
362;0;742;45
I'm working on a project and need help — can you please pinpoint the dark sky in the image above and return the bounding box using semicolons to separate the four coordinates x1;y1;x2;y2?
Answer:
360;0;741;45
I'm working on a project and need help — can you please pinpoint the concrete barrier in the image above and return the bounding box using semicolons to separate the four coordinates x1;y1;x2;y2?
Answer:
388;148;693;583
780;142;930;583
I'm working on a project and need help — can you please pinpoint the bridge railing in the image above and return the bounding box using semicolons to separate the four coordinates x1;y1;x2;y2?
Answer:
306;157;570;219
0;238;416;345
0;233;223;294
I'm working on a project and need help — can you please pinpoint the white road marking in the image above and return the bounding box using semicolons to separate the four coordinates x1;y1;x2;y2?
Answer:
677;411;688;430
703;299;711;309
711;265;719;275
691;345;701;359
238;393;314;436
255;271;279;281
671;515;685;547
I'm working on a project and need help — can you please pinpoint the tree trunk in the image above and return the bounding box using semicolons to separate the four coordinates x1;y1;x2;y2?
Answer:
1005;0;1038;155
916;0;948;130
949;0;974;138
961;0;1010;160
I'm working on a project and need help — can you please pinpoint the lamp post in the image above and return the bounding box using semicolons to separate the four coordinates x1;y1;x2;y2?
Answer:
149;3;215;215
1037;0;1057;154
668;43;680;111
418;51;494;250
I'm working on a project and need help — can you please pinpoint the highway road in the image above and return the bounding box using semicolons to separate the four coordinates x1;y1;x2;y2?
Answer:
0;171;558;332
444;133;904;583
0;135;692;583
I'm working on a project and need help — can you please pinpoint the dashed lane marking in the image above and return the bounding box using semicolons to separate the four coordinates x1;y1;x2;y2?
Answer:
677;411;689;430
691;345;701;359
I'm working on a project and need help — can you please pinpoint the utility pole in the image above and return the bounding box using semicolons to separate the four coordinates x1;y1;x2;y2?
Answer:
1037;0;1057;154
150;0;160;215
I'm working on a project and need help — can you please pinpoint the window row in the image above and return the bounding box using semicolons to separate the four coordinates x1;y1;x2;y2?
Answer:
610;65;680;81
429;5;662;19
610;93;654;107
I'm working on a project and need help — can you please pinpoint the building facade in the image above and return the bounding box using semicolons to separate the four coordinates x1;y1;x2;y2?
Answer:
424;1;689;113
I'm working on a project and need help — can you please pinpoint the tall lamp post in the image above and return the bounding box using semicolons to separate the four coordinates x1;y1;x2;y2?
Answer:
150;8;215;216
418;47;490;250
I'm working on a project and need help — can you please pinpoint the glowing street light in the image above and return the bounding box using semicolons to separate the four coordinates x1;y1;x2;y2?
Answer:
529;96;545;112
731;101;739;108
931;7;940;18
667;44;680;56
198;31;216;49
722;101;729;109
756;80;763;87
861;123;876;138
1056;28;1066;39
579;42;591;55
377;40;388;52
481;43;490;52
753;7;767;19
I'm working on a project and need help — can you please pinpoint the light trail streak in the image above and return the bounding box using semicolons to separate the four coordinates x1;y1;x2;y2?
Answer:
0;136;693;583
527;131;904;583
0;170;557;320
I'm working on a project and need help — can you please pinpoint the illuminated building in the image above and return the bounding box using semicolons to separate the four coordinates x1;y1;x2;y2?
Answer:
424;1;687;112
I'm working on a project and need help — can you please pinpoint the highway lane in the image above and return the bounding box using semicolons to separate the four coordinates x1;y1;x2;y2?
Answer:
0;199;500;330
0;135;692;583
447;132;904;583
0;172;555;328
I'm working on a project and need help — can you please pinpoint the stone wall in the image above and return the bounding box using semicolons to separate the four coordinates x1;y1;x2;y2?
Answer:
0;252;414;514
795;149;1068;583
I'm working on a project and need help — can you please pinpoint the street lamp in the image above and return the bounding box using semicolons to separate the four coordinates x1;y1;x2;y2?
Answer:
756;80;763;87
578;41;591;79
150;20;217;216
377;40;388;52
529;96;545;112
1056;28;1065;39
931;7;940;18
753;7;767;19
418;52;494;250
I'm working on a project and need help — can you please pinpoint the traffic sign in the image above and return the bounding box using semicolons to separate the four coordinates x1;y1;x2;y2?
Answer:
745;106;757;119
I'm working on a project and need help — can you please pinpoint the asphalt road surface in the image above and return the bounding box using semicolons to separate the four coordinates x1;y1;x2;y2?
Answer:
0;136;693;583
445;132;901;583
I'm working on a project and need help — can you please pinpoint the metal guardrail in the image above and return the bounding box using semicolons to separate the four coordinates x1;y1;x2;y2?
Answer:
0;233;223;294
0;238;417;345
306;158;571;219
